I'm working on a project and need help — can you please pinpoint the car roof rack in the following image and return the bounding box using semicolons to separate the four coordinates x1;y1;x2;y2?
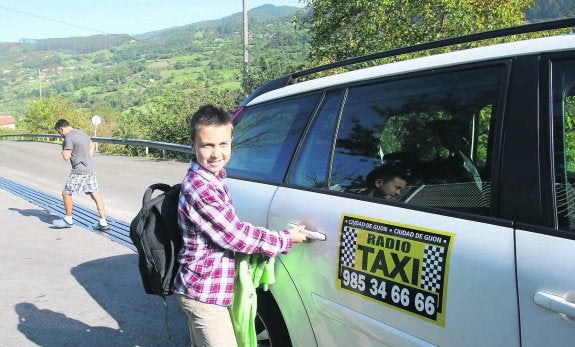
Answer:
240;17;575;107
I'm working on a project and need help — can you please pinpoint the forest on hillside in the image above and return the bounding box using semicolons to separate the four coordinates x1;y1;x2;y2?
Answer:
0;5;309;119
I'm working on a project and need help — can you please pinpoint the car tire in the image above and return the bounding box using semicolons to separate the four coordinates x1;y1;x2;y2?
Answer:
256;289;292;347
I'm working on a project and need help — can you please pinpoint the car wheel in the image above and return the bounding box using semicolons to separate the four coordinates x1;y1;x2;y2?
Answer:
256;290;292;347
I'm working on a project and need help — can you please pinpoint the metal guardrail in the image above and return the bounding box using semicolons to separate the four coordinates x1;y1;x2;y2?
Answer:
0;133;193;155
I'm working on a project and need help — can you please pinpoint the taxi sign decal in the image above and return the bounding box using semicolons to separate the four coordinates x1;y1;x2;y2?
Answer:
336;213;455;326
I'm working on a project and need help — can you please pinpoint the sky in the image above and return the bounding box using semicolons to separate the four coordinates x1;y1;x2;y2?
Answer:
0;0;304;43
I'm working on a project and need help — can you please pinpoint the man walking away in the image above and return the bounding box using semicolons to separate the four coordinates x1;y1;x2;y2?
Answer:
52;119;108;231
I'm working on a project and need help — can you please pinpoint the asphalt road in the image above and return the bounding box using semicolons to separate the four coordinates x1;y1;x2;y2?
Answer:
0;189;190;346
0;141;191;223
0;140;192;346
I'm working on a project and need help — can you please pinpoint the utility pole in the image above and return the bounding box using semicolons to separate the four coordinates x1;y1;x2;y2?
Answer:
242;0;249;97
38;69;43;99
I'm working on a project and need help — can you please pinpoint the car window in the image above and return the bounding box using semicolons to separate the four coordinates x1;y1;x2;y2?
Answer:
330;65;507;216
552;58;575;232
288;90;344;189
227;93;319;183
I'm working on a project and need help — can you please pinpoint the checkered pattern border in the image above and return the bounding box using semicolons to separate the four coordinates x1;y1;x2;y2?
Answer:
421;245;445;292
340;226;358;267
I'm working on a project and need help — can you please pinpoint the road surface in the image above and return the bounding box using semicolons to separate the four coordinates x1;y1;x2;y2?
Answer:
0;140;193;345
0;140;191;222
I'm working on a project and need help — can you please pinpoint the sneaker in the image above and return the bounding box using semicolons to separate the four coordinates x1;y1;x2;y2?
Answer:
93;222;109;231
53;218;73;228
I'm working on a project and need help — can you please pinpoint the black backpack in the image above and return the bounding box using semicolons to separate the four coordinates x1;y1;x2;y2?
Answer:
130;183;182;297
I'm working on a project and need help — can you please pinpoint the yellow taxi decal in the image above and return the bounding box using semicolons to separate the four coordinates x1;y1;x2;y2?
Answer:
336;213;455;326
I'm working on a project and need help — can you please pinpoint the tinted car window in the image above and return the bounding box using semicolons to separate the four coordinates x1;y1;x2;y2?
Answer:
552;58;575;231
227;94;319;183
331;65;506;215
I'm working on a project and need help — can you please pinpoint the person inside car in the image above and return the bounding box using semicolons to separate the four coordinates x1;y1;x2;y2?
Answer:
360;159;414;199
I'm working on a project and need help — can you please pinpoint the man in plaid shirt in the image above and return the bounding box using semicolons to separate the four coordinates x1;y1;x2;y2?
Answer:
172;104;307;347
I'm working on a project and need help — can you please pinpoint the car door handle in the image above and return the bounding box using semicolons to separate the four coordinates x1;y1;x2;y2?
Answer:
287;223;327;241
534;291;575;318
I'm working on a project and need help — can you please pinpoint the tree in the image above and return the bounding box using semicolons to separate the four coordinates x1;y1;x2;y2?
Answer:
304;0;535;62
132;85;238;148
248;54;302;92
23;97;91;133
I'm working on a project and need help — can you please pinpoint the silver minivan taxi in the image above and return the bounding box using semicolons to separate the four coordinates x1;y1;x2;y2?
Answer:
226;20;575;346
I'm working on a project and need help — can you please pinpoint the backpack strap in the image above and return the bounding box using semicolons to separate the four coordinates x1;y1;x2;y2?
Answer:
142;183;172;205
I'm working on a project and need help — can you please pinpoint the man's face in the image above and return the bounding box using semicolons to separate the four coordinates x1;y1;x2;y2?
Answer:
375;176;407;199
56;127;65;137
191;124;232;175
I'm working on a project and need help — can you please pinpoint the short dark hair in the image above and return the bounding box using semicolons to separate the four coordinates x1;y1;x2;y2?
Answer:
366;161;412;187
189;104;233;141
54;119;70;130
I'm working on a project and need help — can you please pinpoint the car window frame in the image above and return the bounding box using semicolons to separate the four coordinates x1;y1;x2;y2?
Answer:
284;60;512;221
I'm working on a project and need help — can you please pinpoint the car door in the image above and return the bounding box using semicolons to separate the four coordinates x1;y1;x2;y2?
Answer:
269;64;523;346
515;56;575;347
226;92;321;345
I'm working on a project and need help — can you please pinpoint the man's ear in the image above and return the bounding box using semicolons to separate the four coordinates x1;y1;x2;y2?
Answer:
374;179;383;187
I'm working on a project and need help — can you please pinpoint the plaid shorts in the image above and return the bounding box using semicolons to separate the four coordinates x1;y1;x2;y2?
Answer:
64;172;99;195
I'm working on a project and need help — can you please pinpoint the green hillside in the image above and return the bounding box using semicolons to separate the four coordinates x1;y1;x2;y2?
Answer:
0;5;310;120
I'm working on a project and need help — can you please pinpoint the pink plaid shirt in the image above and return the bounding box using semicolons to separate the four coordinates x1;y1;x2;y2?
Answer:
172;162;293;306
